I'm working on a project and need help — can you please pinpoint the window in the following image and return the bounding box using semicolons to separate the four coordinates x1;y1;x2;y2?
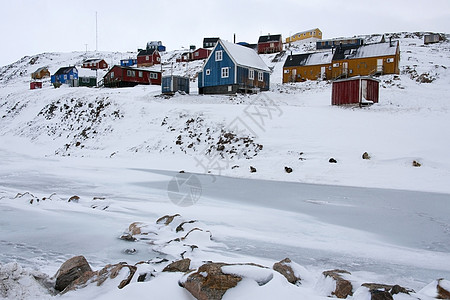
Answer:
110;71;114;78
258;71;263;81
270;43;274;48
333;63;340;68
387;58;394;63
205;69;210;75
146;56;149;61
221;67;229;78
157;57;161;62
215;50;223;61
64;75;67;80
150;73;158;79
284;69;289;73
139;71;143;78
249;69;254;80
127;70;136;77
195;52;199;57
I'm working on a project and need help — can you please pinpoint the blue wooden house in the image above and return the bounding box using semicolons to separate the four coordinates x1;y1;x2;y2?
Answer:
120;58;137;67
198;39;270;94
51;66;78;87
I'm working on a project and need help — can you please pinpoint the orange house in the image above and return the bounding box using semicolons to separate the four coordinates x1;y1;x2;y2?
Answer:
283;41;400;83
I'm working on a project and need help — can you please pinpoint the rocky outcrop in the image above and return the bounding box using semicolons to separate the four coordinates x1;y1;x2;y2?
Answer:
273;258;300;285
284;166;293;173
437;278;450;299
323;269;353;299
362;152;371;160
156;214;181;225
176;220;197;233
361;283;413;295
329;158;337;163
55;256;92;292
181;262;242;300
250;166;257;173
163;258;191;273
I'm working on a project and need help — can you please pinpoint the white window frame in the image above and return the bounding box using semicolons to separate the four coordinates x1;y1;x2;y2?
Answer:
127;70;136;77
249;69;254;80
110;71;114;78
333;63;340;68
258;71;263;82
284;69;289;74
215;50;223;61
138;71;143;78
386;58;394;63
205;69;211;75
221;67;229;78
146;56;149;61
150;73;158;79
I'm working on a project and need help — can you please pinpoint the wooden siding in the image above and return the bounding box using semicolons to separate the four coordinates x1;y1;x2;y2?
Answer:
200;42;235;88
104;65;161;87
332;77;379;105
258;41;282;54
283;64;331;82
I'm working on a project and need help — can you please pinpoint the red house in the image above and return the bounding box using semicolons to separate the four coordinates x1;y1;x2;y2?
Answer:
82;59;108;70
176;48;212;62
137;49;161;67
103;65;161;88
332;76;379;106
30;82;42;90
191;48;211;61
257;34;283;54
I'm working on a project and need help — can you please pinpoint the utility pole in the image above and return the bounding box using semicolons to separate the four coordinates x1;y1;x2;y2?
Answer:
84;44;88;54
95;11;98;52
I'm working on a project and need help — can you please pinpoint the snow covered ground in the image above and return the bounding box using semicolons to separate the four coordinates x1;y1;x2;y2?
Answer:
0;32;449;299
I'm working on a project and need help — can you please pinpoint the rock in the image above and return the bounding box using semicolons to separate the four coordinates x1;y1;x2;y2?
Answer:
176;220;197;233
180;262;242;300
63;263;137;293
68;195;80;203
156;214;181;225
250;166;257;173
362;152;371;160
437;278;450;299
128;222;144;235
284;166;293;173
412;160;422;167
273;258;300;285
362;283;413;295
163;258;191;273
119;233;137;242
329;158;338;163
370;290;393;300
323;269;353;299
55;256;93;292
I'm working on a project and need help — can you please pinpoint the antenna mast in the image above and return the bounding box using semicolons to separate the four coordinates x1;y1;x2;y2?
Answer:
95;12;98;52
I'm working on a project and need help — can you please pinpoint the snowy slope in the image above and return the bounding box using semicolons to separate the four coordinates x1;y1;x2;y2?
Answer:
0;32;450;300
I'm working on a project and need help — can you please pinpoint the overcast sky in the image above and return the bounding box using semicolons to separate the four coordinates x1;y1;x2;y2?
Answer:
1;0;449;67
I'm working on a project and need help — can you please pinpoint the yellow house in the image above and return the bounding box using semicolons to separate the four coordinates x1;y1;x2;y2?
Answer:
282;41;400;83
286;28;322;43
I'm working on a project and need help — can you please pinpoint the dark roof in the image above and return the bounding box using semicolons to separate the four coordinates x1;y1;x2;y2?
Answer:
137;49;157;56
54;66;76;76
83;58;103;63
203;37;219;43
332;44;362;61
283;53;310;68
109;65;161;73
258;34;282;43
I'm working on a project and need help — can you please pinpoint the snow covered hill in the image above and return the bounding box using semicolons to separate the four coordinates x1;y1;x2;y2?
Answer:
0;32;450;300
1;32;449;193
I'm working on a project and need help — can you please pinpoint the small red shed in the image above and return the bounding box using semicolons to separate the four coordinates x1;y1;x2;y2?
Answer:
332;76;380;106
257;34;283;54
103;65;161;88
30;81;42;90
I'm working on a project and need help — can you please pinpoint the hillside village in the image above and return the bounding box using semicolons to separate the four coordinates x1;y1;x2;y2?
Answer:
24;30;445;103
1;30;450;300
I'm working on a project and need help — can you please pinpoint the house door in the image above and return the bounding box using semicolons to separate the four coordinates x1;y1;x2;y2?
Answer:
377;59;383;73
342;62;348;76
320;67;326;79
292;69;297;82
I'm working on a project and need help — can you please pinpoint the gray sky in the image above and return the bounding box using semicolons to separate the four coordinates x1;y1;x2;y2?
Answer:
1;0;449;67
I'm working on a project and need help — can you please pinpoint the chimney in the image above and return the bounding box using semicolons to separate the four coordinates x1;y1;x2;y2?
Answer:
389;37;393;47
290;50;293;60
